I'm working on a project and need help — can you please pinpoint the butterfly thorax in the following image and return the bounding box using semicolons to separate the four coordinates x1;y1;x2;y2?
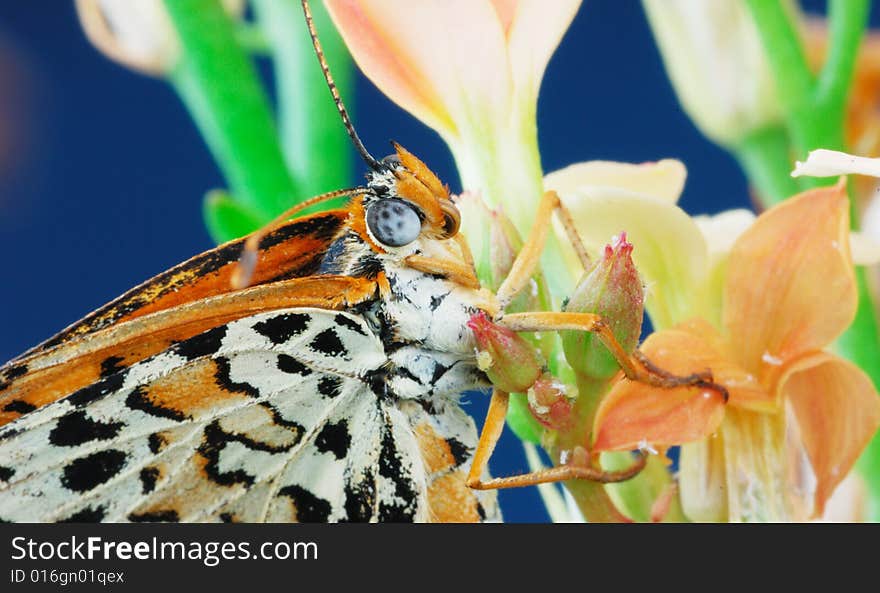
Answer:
316;211;492;403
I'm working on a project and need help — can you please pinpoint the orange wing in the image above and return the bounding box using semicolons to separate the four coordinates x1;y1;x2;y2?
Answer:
0;210;385;426
23;210;349;356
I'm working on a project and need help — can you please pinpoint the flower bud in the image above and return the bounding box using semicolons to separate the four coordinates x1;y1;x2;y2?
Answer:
75;0;245;76
562;233;644;380
468;312;543;393
527;373;575;432
642;0;783;147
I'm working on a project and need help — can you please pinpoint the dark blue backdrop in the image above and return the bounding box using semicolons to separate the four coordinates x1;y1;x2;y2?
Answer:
0;0;857;521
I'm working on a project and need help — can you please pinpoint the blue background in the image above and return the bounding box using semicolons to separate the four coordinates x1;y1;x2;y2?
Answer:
0;0;860;521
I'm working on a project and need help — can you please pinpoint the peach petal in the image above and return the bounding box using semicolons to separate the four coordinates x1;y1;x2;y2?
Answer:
779;352;880;516
592;322;742;451
592;379;726;452
723;184;856;376
326;0;511;138
504;0;581;98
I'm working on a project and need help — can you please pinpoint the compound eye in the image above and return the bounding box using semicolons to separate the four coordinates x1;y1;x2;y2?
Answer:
366;198;422;247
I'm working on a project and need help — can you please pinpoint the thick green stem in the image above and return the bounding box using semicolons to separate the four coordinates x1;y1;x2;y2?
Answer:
163;0;298;225
816;0;871;128
747;0;880;520
744;0;814;138
733;125;802;206
252;0;353;202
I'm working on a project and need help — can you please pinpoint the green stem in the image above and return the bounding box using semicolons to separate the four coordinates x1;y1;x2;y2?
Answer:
163;0;298;223
744;0;814;124
747;0;880;520
252;0;353;202
733;125;802;206
816;0;871;126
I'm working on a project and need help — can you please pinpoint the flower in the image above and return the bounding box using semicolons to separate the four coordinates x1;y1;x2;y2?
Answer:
325;0;581;294
544;158;706;329
642;0;783;146
75;0;244;75
587;184;880;521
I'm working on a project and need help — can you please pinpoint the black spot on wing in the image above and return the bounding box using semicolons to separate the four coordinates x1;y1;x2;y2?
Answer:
148;433;167;454
477;502;487;521
260;402;305;434
61;450;128;493
278;485;331;522
58;506;106;523
317;375;343;398
0;364;28;392
128;510;179;522
49;411;124;447
310;329;347;358
253;313;310;344
377;424;419;522
140;467;160;494
0;466;14;481
198;419;298;487
0;427;20;442
4;364;28;380
314;420;351;460
67;372;126;407
277;354;313;376
446;437;471;467
174;325;227;360
219;512;236;523
3;400;36;414
126;386;186;421
343;469;376;522
99;355;126;377
215;357;260;397
334;314;368;336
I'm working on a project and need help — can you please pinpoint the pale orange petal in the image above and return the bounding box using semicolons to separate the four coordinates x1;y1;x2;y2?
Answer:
326;0;511;139
593;321;743;452
779;352;880;516
490;0;518;34
592;378;726;452
723;184;855;377
504;0;581;100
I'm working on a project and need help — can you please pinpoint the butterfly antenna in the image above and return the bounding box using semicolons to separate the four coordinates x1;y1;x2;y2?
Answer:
301;0;382;171
232;186;366;289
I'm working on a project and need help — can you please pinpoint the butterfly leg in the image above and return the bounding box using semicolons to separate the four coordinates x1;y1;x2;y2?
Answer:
495;190;590;308
466;311;727;491
466;389;648;490
499;312;727;397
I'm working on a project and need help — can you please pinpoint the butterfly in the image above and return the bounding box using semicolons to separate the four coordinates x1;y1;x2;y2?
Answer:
0;0;724;523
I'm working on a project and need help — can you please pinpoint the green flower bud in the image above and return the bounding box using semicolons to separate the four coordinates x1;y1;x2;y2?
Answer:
562;233;644;380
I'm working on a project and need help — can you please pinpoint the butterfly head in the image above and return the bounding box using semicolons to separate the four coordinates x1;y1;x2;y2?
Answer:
360;142;462;252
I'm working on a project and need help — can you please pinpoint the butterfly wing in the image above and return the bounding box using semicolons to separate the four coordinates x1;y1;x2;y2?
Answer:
0;307;384;522
0;307;497;522
16;211;348;359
